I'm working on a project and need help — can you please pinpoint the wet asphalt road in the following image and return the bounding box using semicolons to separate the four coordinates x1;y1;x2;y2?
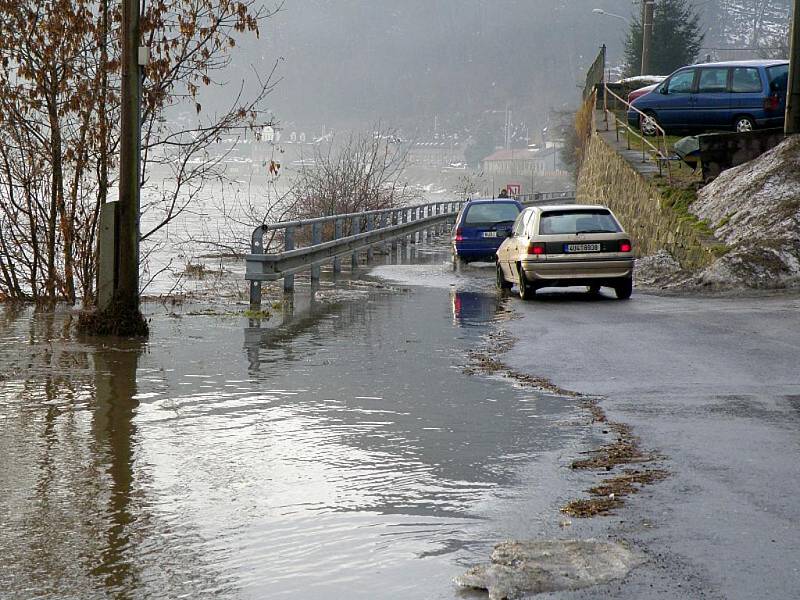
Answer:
3;245;799;599
498;286;800;599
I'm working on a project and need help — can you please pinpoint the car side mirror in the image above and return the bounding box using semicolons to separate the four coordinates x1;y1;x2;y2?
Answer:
506;230;514;238
660;87;669;95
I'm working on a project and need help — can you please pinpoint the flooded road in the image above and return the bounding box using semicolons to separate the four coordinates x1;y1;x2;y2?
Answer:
0;247;591;599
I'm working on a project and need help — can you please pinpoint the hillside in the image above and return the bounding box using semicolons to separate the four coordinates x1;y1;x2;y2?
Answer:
692;135;800;288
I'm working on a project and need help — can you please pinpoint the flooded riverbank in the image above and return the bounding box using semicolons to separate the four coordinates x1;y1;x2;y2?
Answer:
0;249;593;599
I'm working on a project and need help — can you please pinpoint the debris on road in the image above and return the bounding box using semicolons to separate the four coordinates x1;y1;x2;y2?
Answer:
455;539;643;599
563;399;669;517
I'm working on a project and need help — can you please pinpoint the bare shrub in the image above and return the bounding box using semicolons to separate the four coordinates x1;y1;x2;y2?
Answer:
290;129;420;221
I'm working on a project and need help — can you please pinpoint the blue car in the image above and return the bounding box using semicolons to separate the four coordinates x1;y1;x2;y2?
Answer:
451;198;523;264
627;60;789;134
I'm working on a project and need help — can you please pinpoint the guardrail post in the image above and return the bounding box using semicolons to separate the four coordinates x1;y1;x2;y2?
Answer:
333;218;343;273
391;210;398;252
400;208;408;245
426;204;433;241
351;215;361;270
380;211;389;254
249;227;262;307
366;213;375;261
311;222;322;283
284;226;295;292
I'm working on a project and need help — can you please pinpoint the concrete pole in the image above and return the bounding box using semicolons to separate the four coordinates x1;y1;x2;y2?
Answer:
786;0;800;134
641;0;654;76
117;0;141;306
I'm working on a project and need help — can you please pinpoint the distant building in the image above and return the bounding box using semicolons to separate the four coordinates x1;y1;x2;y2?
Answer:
407;139;465;168
481;147;566;178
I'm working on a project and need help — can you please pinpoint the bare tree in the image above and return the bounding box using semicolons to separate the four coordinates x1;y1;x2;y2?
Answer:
0;0;280;307
290;129;419;221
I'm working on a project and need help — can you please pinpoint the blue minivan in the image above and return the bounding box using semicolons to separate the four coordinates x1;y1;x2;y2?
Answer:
451;198;523;264
628;60;789;134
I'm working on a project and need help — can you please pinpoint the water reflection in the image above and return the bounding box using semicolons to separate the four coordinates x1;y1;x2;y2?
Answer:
450;288;502;327
1;274;587;599
89;342;142;596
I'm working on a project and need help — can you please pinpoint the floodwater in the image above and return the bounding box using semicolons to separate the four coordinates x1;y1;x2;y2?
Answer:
0;245;590;599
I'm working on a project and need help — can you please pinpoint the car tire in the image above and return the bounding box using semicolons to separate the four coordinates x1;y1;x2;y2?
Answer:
640;111;659;136
614;277;633;300
496;262;512;290
734;116;756;133
517;265;536;300
588;284;601;296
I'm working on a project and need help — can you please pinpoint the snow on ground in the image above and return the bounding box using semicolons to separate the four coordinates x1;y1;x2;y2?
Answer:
692;135;800;288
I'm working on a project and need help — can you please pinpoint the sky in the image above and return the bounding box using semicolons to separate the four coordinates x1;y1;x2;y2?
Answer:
215;0;791;137
226;0;629;134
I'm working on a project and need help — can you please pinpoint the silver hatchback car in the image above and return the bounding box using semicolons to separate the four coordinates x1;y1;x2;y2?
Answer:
495;204;634;299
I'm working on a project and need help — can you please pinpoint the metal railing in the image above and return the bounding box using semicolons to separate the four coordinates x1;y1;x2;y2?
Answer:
516;191;576;205
603;83;673;183
246;201;463;306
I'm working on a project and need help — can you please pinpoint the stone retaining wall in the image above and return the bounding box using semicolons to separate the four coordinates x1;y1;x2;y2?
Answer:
576;133;716;270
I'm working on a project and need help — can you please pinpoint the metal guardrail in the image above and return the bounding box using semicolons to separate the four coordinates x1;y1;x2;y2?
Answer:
246;201;463;306
603;83;673;183
245;191;577;307
516;191;577;205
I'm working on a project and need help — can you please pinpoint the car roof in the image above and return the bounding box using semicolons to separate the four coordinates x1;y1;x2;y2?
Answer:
680;59;788;69
466;198;521;204
534;204;611;212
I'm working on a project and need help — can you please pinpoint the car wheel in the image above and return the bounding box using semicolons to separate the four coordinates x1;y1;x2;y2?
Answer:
614;277;633;300
517;265;536;300
640;111;659;136
734;116;756;133
588;284;601;296
496;262;512;290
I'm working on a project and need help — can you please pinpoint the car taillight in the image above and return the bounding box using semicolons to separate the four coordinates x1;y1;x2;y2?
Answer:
528;243;545;255
764;95;780;111
619;240;632;253
455;227;463;242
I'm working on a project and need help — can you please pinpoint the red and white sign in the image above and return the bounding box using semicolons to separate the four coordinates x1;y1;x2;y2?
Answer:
506;183;521;196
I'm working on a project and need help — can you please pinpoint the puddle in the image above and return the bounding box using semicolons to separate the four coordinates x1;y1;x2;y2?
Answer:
0;246;590;599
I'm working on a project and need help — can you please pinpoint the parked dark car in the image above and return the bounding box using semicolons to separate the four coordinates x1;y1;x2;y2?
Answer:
451;198;523;264
627;60;789;134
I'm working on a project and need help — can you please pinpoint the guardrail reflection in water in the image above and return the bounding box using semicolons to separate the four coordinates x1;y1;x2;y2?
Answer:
246;201;464;307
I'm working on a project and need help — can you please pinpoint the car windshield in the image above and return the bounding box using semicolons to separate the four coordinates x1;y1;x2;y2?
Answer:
464;202;520;225
767;64;789;92
539;209;621;235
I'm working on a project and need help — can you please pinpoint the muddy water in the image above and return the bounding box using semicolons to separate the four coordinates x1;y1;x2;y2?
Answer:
0;250;588;599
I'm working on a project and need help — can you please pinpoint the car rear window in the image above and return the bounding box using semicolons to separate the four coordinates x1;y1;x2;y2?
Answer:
464;202;520;225
767;64;789;92
539;209;621;235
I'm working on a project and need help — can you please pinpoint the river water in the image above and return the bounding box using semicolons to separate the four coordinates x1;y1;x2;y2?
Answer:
0;246;591;599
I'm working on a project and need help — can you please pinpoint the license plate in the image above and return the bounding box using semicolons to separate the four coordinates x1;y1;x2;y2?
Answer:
565;243;601;253
483;231;497;238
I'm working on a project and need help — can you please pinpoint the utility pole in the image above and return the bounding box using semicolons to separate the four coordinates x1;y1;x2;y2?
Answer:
641;0;654;76
504;105;512;150
118;0;141;308
786;0;800;134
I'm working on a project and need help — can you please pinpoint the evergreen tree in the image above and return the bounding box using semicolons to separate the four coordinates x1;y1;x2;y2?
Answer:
624;0;705;76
